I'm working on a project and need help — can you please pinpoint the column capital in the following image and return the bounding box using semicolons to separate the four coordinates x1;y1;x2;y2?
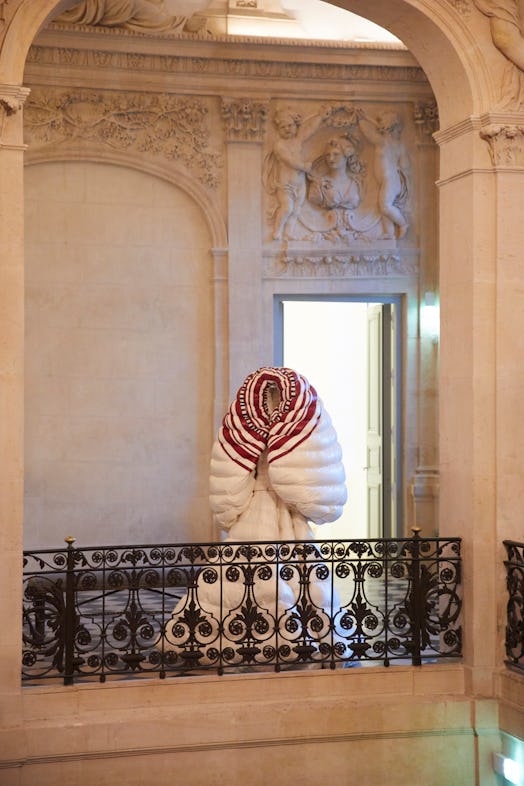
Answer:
0;84;30;116
0;84;30;145
221;97;269;142
413;99;439;144
479;113;524;168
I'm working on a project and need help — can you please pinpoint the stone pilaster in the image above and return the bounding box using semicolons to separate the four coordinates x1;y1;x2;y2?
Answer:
222;98;269;395
410;99;440;535
0;83;29;697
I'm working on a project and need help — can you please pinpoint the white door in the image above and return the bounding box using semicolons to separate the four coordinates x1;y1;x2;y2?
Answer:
279;298;400;540
366;304;383;539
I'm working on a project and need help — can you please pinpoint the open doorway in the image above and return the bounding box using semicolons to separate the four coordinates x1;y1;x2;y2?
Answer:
274;296;402;540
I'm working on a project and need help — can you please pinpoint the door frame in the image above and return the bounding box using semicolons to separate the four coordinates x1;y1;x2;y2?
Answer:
273;293;403;538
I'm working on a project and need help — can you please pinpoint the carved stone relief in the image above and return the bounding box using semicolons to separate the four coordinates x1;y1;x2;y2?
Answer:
24;88;223;188
54;0;197;33
413;101;439;140
0;85;30;138
263;102;411;245
264;251;418;279
480;122;524;166
474;0;524;108
222;98;268;141
445;0;471;16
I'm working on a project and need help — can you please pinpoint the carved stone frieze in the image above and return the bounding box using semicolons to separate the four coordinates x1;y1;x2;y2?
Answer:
27;45;428;86
222;98;268;141
24;88;223;188
413;100;439;139
480;123;524;166
264;251;418;278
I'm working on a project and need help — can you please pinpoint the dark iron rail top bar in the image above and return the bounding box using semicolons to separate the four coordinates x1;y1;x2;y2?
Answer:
22;532;462;686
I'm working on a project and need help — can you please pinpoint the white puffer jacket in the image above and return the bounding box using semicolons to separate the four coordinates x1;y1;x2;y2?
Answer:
209;366;347;536
166;368;348;666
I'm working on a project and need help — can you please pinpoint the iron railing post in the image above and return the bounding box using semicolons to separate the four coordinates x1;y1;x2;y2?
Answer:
63;536;76;686
410;527;422;666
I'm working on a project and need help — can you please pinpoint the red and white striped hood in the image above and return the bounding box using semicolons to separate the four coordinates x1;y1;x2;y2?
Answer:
210;367;347;532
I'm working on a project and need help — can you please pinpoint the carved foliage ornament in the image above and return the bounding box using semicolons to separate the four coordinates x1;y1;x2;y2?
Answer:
24;89;222;188
265;252;418;279
413;101;439;138
480;123;524;166
222;98;268;141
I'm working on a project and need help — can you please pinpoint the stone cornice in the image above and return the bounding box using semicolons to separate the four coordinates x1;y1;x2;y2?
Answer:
45;21;408;53
433;115;481;146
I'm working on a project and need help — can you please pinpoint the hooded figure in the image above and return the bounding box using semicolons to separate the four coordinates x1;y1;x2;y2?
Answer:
165;367;347;670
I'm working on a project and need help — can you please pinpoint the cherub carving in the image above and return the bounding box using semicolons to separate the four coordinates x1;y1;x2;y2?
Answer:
263;105;336;241
357;109;410;239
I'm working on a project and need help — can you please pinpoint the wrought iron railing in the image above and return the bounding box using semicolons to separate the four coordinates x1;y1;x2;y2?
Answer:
504;540;524;671
22;531;462;685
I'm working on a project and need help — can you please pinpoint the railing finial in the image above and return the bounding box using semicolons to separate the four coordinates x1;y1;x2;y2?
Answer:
411;526;422;537
64;536;76;547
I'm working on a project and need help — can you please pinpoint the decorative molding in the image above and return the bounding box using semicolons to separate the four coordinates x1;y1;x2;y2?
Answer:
24;88;223;188
445;0;471;16
46;21;407;51
413;100;439;140
222;98;268;141
433;115;481;145
264;250;418;278
480;122;524;167
411;467;440;499
26;45;428;86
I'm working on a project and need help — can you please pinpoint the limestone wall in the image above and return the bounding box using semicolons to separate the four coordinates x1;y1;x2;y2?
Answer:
21;24;439;548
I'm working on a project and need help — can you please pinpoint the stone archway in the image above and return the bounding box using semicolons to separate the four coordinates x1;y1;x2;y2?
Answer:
0;0;516;724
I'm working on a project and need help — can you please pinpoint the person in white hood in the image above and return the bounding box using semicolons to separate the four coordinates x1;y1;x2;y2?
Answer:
165;367;348;669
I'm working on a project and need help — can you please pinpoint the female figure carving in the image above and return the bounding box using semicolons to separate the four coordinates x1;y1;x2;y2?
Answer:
56;0;187;32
